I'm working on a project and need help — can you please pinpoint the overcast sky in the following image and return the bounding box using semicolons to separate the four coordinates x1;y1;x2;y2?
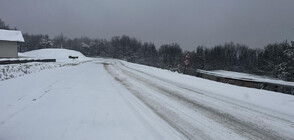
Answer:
1;0;294;50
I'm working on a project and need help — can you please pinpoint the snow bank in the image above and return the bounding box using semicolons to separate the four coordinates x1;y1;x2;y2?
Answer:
0;62;83;81
1;49;92;81
19;48;90;62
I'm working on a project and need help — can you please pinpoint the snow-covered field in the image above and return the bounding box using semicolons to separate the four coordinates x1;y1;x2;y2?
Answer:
0;49;294;140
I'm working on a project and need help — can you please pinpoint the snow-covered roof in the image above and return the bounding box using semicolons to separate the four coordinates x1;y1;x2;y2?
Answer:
0;29;25;42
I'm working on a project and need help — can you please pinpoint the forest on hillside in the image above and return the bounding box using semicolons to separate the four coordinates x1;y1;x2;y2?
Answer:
1;18;294;81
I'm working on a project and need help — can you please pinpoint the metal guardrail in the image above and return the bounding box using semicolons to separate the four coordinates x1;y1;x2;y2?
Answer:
0;59;56;65
195;70;294;95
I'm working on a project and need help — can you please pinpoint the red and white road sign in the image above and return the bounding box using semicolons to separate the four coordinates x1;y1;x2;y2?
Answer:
184;52;191;60
184;59;190;66
184;51;191;66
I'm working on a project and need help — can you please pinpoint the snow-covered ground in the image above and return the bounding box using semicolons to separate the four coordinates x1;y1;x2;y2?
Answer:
1;49;294;140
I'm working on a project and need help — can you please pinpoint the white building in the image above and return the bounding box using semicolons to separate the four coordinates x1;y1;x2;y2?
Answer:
0;29;24;58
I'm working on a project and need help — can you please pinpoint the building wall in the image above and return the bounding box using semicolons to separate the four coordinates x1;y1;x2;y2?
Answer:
0;41;18;58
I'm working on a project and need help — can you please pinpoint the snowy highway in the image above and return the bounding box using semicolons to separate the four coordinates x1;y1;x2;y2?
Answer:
1;58;294;140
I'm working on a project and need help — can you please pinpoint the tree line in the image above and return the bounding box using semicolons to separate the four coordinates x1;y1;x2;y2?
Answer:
1;18;293;81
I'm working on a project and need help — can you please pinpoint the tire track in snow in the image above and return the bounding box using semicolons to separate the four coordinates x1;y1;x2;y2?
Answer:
0;65;86;126
0;80;58;126
118;61;294;137
118;61;294;124
105;62;289;140
104;63;211;140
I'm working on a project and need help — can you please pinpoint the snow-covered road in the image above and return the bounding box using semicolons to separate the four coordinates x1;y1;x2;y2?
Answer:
0;61;183;140
105;60;294;140
1;59;294;140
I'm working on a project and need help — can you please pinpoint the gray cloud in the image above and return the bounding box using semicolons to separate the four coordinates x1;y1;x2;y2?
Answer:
1;0;294;50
